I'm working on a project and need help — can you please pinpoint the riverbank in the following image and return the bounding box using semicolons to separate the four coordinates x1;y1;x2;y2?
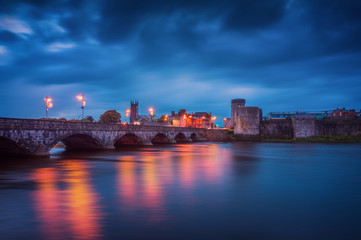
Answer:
262;134;361;143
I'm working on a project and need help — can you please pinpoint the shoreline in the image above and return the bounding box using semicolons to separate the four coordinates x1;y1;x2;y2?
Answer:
261;135;361;143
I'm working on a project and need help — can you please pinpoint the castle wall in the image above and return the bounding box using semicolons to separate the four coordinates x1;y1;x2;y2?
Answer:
261;119;293;139
316;119;361;136
234;106;261;141
292;117;316;138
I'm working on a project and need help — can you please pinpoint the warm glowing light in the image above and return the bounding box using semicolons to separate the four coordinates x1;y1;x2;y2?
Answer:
189;115;192;118
44;97;53;109
76;94;83;101
126;109;130;117
224;118;227;121
82;101;86;106
202;116;205;119
183;114;187;119
149;107;154;116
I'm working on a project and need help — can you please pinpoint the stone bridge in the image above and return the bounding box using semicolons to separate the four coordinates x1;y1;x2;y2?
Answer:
0;118;230;157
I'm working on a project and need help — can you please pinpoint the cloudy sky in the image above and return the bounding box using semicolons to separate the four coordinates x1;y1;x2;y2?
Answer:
0;0;360;123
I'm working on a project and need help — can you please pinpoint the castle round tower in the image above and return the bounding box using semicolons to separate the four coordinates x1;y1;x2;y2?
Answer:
231;99;246;128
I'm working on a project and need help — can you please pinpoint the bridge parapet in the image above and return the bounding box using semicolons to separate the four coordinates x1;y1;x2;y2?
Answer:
0;117;231;157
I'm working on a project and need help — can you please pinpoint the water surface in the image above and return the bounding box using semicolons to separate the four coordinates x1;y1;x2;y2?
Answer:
1;142;361;239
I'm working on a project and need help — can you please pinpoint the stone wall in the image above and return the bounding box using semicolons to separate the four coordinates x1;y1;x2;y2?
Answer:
0;117;231;157
316;119;361;136
234;106;261;141
292;117;316;138
261;119;293;139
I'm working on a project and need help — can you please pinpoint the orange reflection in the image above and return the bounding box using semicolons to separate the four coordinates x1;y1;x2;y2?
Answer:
179;145;194;189
141;153;163;209
116;153;167;223
117;156;137;207
63;161;103;240
32;161;103;240
32;168;64;240
200;144;223;182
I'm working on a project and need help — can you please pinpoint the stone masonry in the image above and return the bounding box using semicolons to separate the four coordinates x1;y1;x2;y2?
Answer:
0;118;231;157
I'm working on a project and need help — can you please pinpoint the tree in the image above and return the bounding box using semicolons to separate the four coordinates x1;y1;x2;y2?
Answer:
157;115;168;122
99;110;121;123
85;116;94;122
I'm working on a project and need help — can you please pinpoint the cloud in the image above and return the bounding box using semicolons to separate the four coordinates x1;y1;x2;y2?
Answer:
44;42;76;52
0;45;7;54
0;0;360;120
0;15;32;35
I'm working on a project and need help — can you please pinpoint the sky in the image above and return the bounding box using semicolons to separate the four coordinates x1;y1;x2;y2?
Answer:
0;0;360;123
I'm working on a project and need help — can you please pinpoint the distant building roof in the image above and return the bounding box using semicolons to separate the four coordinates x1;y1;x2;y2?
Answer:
194;112;209;115
294;115;315;118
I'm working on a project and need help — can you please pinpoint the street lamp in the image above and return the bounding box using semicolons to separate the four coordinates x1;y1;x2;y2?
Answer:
149;107;154;121
44;96;53;118
76;94;86;119
126;109;130;123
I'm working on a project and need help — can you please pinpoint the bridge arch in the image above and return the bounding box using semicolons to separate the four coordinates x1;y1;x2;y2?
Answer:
114;133;144;148
53;133;104;151
175;133;188;143
190;133;199;141
151;133;170;144
0;136;30;156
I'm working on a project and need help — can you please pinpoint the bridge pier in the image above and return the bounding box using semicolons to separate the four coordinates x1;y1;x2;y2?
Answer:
104;145;115;150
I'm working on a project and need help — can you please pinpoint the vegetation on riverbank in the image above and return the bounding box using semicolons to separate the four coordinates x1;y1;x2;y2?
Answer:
262;135;361;143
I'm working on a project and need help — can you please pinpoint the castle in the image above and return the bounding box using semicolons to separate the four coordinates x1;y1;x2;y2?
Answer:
231;98;361;140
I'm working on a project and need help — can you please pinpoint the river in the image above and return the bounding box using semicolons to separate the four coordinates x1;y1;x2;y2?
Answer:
0;142;361;239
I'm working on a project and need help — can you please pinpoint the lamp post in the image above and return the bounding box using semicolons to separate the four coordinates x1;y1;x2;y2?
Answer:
126;109;130;123
149;107;154;121
76;94;86;119
44;96;53;118
211;116;216;129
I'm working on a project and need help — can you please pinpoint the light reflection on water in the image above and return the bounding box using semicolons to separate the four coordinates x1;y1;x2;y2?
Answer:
32;161;103;240
1;142;361;239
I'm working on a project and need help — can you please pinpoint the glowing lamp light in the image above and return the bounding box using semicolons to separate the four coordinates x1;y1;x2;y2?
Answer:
183;114;187;119
44;97;53;107
76;94;85;119
76;94;83;101
224;118;227;121
202;116;205;119
189;115;192;118
126;109;130;117
44;96;53;117
149;107;154;116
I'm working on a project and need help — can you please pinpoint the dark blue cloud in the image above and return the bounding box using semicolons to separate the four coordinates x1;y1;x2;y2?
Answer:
0;0;360;122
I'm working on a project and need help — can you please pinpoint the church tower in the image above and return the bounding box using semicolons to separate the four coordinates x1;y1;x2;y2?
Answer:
130;100;139;124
